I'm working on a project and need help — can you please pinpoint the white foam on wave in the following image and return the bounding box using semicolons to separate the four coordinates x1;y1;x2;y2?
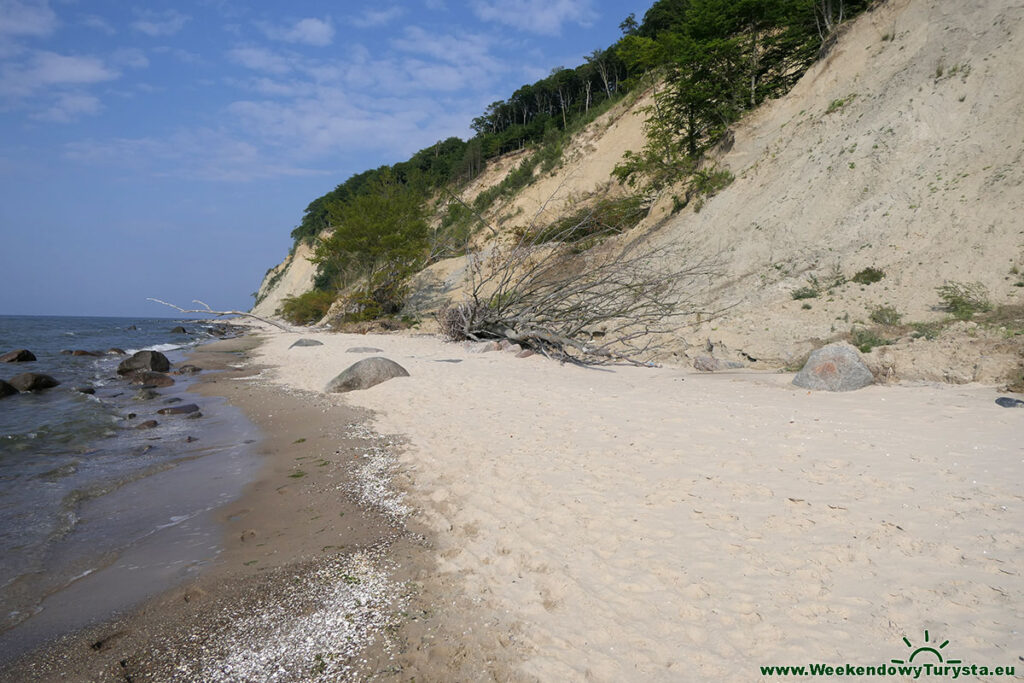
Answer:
125;343;183;354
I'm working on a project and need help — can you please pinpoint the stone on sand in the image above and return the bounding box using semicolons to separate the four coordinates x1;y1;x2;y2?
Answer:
792;343;873;392
325;357;409;393
290;339;324;349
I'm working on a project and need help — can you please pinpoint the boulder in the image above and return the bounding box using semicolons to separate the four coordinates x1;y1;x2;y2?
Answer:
1;349;36;363
117;350;171;375
9;373;60;392
995;397;1024;408
0;380;18;398
135;420;158;430
290;339;324;348
792;343;873;392
345;346;382;353
325;357;409;393
124;371;175;388
170;326;188;334
158;403;199;415
72;350;101;357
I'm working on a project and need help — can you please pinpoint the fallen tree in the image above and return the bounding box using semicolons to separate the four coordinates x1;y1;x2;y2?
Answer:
147;298;294;332
436;192;723;365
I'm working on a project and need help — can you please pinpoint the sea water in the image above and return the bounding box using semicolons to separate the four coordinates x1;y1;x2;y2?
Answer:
0;315;260;663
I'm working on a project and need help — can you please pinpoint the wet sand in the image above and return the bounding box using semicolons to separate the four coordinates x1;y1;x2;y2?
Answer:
0;334;507;681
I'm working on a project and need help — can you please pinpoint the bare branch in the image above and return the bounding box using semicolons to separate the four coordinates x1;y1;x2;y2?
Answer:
147;298;295;332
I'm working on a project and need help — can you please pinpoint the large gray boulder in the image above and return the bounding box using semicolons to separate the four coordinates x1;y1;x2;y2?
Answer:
792;343;873;392
0;349;36;363
117;350;171;375
8;373;60;392
325;357;409;393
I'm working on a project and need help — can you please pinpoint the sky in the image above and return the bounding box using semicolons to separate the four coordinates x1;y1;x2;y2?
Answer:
0;0;654;317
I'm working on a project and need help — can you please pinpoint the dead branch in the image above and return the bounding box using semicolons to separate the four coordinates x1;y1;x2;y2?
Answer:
436;189;724;366
147;298;295;332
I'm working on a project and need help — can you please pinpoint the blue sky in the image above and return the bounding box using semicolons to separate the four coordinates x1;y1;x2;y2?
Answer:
0;0;653;317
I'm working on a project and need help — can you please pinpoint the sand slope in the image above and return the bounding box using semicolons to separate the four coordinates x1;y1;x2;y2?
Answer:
254;327;1022;680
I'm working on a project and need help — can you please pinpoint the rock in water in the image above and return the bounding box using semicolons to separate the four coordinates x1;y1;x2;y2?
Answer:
157;403;200;415
325;357;409;393
792;343;873;392
170;326;188;334
135;420;158;430
8;373;60;392
0;349;36;363
0;380;18;398
124;371;175;388
995;396;1024;408
117;350;171;374
290;339;324;348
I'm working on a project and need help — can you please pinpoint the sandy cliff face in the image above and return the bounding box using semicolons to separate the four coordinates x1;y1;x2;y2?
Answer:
648;0;1023;381
254;0;1023;383
250;241;318;319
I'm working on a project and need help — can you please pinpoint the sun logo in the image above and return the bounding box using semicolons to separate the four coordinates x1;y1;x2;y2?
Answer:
891;630;962;665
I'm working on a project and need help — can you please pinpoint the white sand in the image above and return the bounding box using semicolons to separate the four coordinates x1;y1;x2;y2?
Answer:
253;327;1022;680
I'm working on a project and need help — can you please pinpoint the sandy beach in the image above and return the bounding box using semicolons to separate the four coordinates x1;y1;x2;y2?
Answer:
5;326;1020;681
249;326;1022;680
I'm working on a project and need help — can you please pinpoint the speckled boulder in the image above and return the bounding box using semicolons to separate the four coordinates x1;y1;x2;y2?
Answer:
325;357;409;393
792;343;873;392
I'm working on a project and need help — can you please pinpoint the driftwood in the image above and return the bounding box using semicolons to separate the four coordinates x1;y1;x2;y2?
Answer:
147;298;294;332
436;189;723;366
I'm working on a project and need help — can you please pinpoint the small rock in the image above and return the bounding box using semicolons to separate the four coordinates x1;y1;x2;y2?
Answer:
163;397;183;404
106;348;127;355
290;339;324;348
125;412;137;419
995;397;1024;408
157;403;200;415
8;373;60;392
345;346;382;353
135;420;159;430
126;325;137;331
170;326;188;334
0;349;36;363
792;343;873;392
75;386;96;395
186;411;203;419
124;371;175;388
117;350;171;375
516;349;535;359
0;380;18;398
434;359;463;363
72;350;101;357
59;350;73;355
134;389;160;401
325;357;409;393
174;365;201;375
186;436;198;443
693;356;721;372
465;341;501;353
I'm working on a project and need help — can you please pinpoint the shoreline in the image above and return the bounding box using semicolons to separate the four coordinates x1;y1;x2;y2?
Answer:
0;331;491;681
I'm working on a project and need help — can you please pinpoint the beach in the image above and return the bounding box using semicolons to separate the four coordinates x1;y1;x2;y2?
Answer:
6;324;1021;681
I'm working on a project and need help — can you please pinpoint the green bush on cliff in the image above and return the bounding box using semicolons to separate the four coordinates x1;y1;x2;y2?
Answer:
278;290;336;326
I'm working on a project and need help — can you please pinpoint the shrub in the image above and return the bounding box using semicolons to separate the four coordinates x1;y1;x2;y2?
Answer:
851;267;885;285
936;281;992;320
278;290;336;325
910;321;944;340
869;305;902;326
529;195;646;245
792;286;818;300
850;328;891;353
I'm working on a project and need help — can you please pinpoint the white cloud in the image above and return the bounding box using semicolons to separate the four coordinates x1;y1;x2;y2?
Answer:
351;7;403;29
471;0;595;35
81;14;116;36
228;46;295;75
35;92;101;122
111;48;149;69
0;0;57;37
0;50;118;97
261;17;334;46
131;9;190;37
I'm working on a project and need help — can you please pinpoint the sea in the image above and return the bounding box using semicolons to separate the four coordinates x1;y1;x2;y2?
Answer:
0;315;260;664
